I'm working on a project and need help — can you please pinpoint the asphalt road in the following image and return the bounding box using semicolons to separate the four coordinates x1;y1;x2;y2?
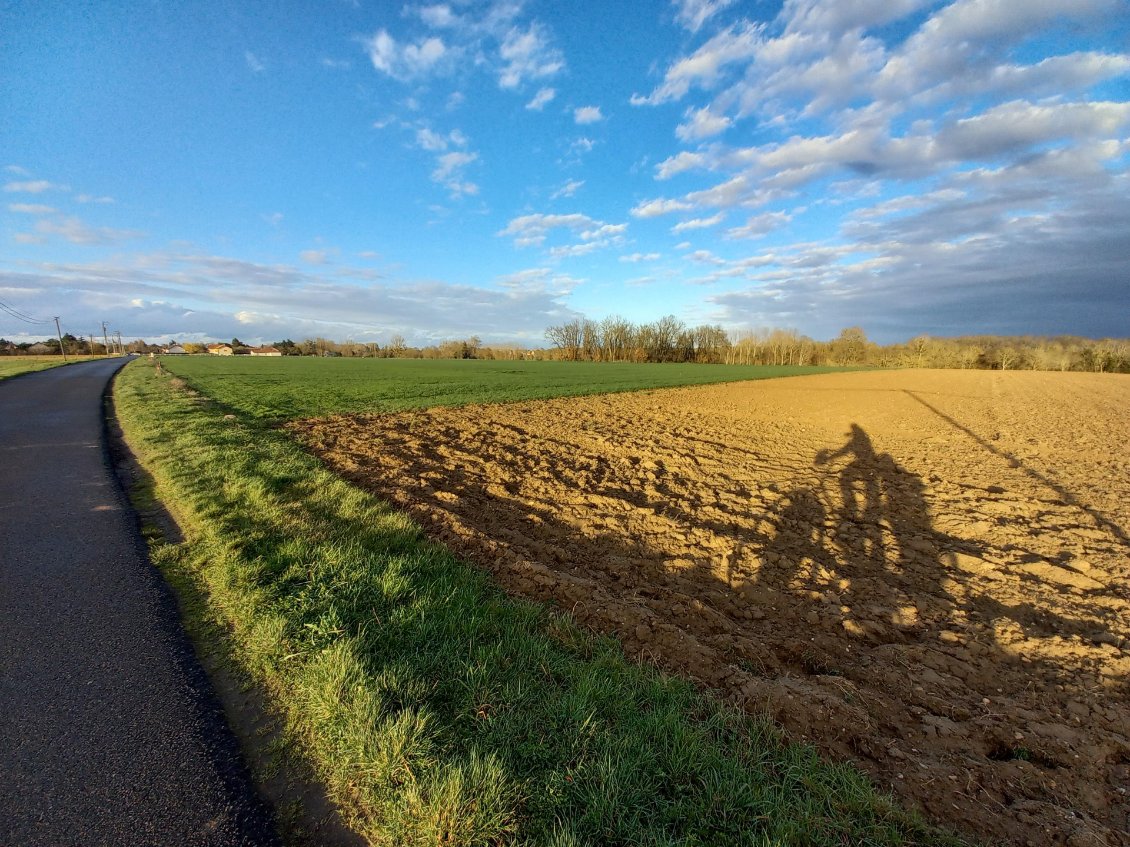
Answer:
0;359;279;847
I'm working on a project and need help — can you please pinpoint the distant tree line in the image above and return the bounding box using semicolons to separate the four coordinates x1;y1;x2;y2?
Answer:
5;323;1127;373
541;317;1130;373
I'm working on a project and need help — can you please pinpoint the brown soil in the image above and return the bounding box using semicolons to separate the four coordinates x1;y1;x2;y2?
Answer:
289;370;1130;846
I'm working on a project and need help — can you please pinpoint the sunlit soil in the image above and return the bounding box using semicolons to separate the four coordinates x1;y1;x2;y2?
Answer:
292;370;1130;846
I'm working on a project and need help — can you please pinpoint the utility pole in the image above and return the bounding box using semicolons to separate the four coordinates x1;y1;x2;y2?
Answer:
115;331;123;355
102;321;110;356
89;334;95;356
54;316;67;362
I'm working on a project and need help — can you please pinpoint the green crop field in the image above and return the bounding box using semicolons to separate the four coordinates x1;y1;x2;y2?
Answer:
157;356;844;421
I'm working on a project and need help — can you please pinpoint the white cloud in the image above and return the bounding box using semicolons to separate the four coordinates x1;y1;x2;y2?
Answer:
415;126;468;152
725;210;792;239
300;249;331;265
365;29;449;80
875;0;1120;100
672;214;724;233
685;175;772;209
631;22;762;105
656;151;708;179
495;267;581;295
431;151;479;197
245;51;266;73
498;23;564;89
970;52;1130;100
4;180;66;194
581;223;627;240
416;4;460;28
619;252;662;262
7;203;55;215
526;87;556;110
781;0;931;37
574;105;603;124
76;194;114;204
416;127;448;151
675;106;732;141
569;137;595;155
499;213;602;246
18;215;144;246
550;179;584;199
498;212;626;256
687;248;726;265
4;165;31;176
936;100;1130;161
548;241;601;259
672;0;736;33
630;197;693;218
0;252;588;345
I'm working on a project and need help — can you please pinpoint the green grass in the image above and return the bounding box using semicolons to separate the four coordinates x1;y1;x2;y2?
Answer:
157;356;845;421
0;355;99;380
115;359;965;846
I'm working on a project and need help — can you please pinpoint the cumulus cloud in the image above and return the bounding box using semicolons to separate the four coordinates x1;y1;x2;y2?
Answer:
7;203;55;215
526;87;556;110
673;0;736;32
630;197;693;218
675;106;732;140
574;105;604;124
415;3;460;28
415;126;468;152
16;215;144;246
550;179;584;199
4;180;67;194
365;29;449;80
631;22;762;105
498;23;564;88
725;211;791;239
656;151;708;179
431;151;479;196
498;212;627;255
498;213;597;247
245;51;266;73
495;267;582;295
0;252;587;345
672;213;724;233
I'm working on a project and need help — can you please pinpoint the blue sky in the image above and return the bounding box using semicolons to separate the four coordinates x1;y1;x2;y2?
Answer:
2;0;1128;346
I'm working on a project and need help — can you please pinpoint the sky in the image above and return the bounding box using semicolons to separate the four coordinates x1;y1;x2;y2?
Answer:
1;0;1128;347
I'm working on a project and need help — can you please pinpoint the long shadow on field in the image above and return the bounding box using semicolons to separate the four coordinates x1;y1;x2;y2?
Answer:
904;389;1130;551
296;413;1129;847
753;424;1107;645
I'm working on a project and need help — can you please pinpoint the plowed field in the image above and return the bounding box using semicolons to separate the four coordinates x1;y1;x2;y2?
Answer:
291;370;1130;846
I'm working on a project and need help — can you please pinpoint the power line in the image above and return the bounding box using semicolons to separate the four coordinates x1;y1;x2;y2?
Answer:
0;298;54;326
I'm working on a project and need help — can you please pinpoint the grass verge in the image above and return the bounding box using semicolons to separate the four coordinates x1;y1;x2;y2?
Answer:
0;355;100;380
114;359;965;846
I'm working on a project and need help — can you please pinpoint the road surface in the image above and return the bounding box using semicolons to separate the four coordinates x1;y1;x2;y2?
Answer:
0;358;278;846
